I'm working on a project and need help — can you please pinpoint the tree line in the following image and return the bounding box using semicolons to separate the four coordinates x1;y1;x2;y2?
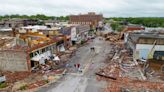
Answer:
107;17;164;27
0;14;69;21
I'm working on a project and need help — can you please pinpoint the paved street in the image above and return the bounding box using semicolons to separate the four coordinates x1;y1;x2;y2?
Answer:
38;37;112;92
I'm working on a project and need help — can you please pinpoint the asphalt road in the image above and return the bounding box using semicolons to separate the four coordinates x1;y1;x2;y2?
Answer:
38;37;112;92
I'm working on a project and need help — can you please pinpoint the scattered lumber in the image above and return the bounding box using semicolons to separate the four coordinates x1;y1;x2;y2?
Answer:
95;72;117;80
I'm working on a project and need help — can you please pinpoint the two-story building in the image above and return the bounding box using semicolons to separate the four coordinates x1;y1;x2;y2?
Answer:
70;24;90;45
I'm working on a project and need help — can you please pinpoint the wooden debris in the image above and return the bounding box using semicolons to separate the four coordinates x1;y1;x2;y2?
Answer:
95;72;117;80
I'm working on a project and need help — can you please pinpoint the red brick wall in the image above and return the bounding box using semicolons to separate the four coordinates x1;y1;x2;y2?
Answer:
69;14;103;27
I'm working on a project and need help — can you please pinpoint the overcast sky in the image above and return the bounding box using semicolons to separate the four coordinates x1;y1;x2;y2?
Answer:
0;0;164;17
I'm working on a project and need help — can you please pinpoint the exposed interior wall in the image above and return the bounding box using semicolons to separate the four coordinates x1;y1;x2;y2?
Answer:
135;44;164;60
138;38;164;45
0;50;28;71
136;44;164;51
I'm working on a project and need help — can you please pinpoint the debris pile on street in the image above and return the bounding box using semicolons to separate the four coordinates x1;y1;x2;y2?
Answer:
25;69;66;90
10;68;67;91
104;77;164;92
104;32;122;42
27;80;47;89
96;40;164;92
3;71;31;83
96;63;119;80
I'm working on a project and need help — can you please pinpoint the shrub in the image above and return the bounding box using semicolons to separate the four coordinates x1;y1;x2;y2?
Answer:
45;80;49;83
0;82;7;89
81;40;85;45
19;84;28;90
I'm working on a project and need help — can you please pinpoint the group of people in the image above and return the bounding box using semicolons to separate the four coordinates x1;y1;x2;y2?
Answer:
74;63;80;68
90;47;95;52
74;63;82;72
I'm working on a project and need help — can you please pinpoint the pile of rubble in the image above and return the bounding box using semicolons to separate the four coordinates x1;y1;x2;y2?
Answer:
0;37;16;49
104;32;122;42
104;77;164;92
96;63;120;80
24;69;66;90
27;80;47;89
10;68;67;91
2;71;31;83
96;42;164;92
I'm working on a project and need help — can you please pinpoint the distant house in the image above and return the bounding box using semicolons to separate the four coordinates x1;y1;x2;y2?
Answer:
0;21;5;27
23;19;38;26
0;19;38;28
124;25;145;32
44;20;58;27
118;25;145;40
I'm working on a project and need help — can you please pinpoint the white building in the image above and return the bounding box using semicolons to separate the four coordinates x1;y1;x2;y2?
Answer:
70;25;90;45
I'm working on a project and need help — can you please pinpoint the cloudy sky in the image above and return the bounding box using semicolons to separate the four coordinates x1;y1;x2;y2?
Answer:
0;0;164;17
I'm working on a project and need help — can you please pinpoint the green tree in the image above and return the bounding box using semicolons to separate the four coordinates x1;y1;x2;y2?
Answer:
0;14;70;21
117;25;124;32
110;17;164;28
111;23;119;31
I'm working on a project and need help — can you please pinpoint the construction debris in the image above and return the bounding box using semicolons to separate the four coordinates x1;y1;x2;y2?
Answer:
96;37;164;92
2;71;31;83
95;72;117;80
0;37;16;50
